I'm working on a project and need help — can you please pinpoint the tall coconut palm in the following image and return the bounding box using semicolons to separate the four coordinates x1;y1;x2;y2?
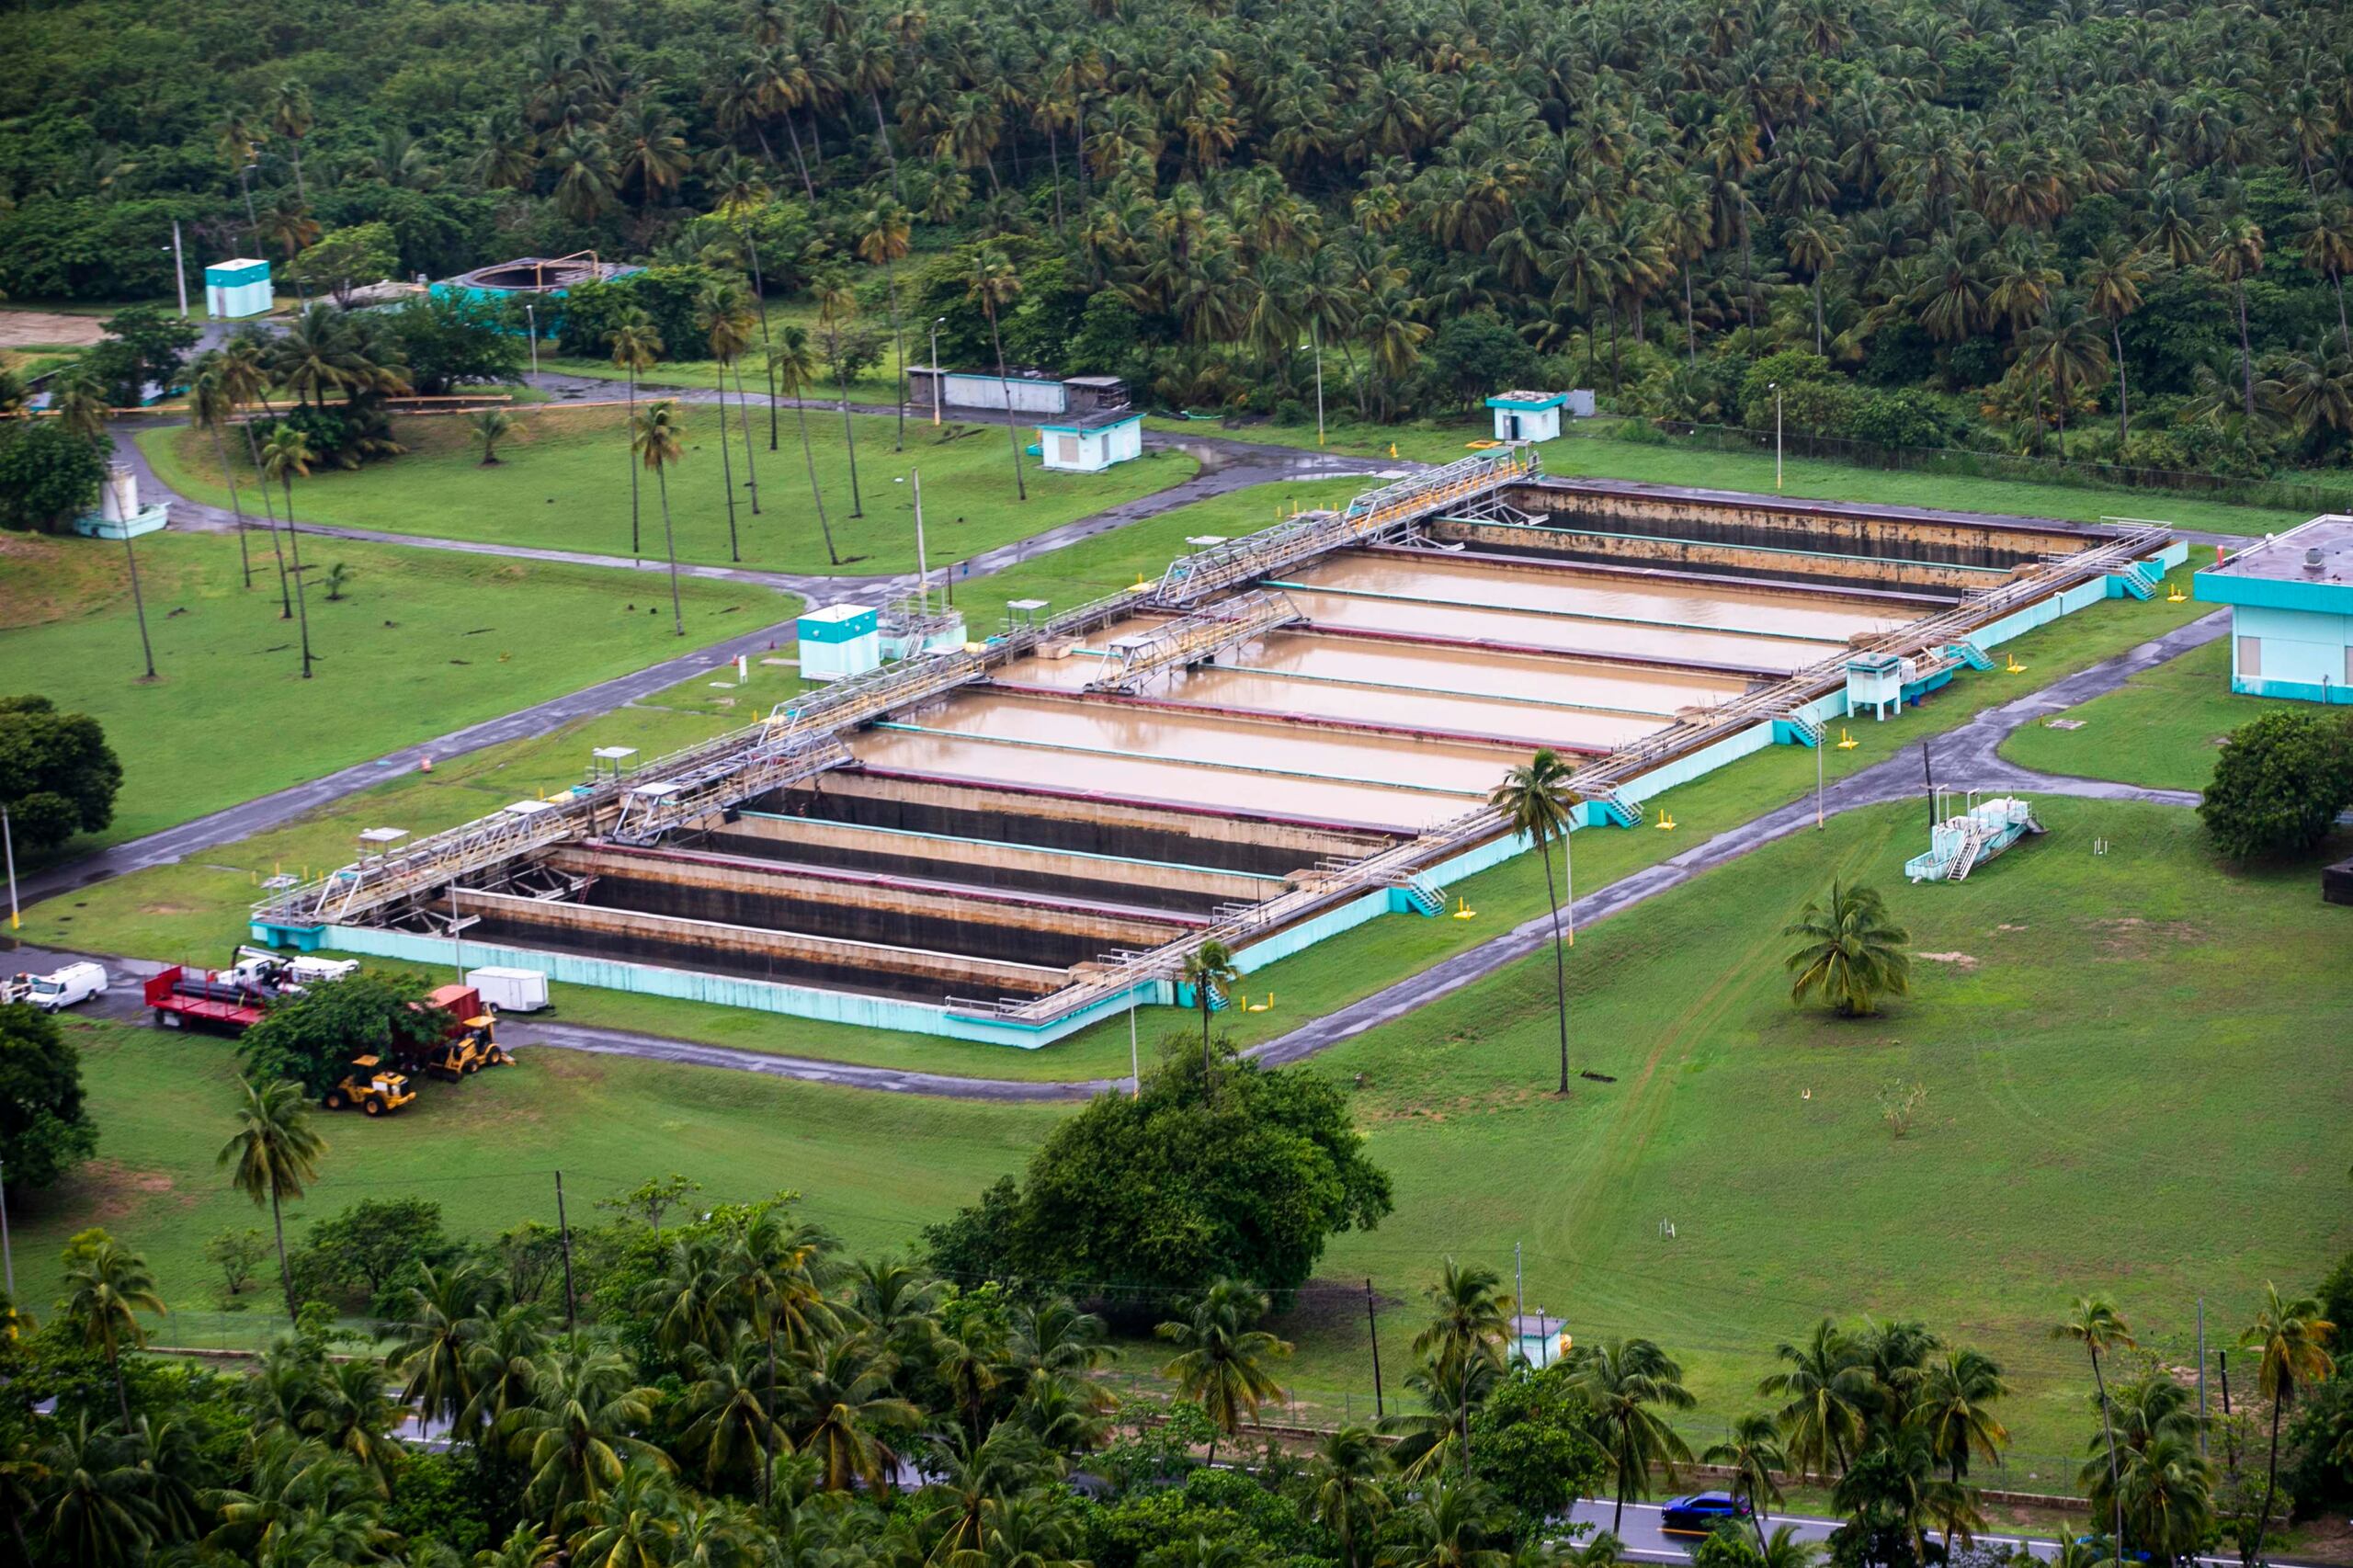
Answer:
697;285;749;561
2108;1431;2216;1568
1156;1278;1291;1465
1574;1337;1697;1535
34;1415;160;1568
813;272;866;518
768;328;840;565
1703;1413;1789;1553
1384;1471;1513;1568
188;356;255;589
780;1334;921;1493
2208;218;2268;421
678;1329;787;1494
1915;1349;2010;1486
460;1303;549;1436
1488;749;1578;1090
968;245;1029;501
632;401;688;636
60;1237;165;1426
56;370;156;682
2080;239;2155;446
1783;880;1910;1017
608;315;663;562
267;80;313;202
218;1076;327;1323
258;425;320;678
220;336;295;618
499;1339;667;1523
2301;205;2353;351
1309;1425;1393;1568
1176;938;1241;1085
1412;1259;1512;1473
2052;1296;2136;1563
857;198;915;450
2240;1284;2336;1568
2018;297;2110;456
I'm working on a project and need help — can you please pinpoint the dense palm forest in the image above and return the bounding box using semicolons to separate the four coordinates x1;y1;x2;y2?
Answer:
8;0;2353;472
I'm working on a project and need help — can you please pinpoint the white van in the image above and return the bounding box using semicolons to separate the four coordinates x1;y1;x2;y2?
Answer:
13;961;108;1012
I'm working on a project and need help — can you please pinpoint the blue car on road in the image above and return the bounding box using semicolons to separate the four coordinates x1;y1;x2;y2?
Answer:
1660;1493;1754;1536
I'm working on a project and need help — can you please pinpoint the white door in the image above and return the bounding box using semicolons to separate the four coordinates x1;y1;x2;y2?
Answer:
2237;635;2262;677
1056;435;1080;466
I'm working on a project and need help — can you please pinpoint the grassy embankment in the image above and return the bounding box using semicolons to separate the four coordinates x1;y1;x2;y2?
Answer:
2000;637;2303;793
141;403;1197;579
0;528;790;852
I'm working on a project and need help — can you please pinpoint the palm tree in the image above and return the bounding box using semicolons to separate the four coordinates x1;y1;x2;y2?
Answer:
813;273;866;518
632;401;688;637
1156;1278;1291;1464
608;315;663;562
472;408;517;465
188;355;255;589
697;284;749;562
500;1339;667;1523
220;336;295;617
2301;204;2353;351
218;1076;327;1322
1783;880;1910;1017
857;198;915;450
267;79;313;202
60;1238;165;1426
767;328;841;565
460;1302;548;1436
1488;749;1577;1091
57;370;157;683
1915;1349;2010;1486
779;1334;920;1493
257;425;319;678
1383;1472;1514;1568
2080;239;2154;446
1176;938;1241;1085
34;1415;160;1568
1574;1337;1697;1535
2208;218;2268;421
2240;1284;2337;1568
2108;1431;2216;1568
968;245;1029;501
568;1454;683;1568
1412;1259;1512;1472
1310;1425;1393;1568
2018;297;2109;457
678;1330;786;1493
1703;1413;1789;1553
920;1423;1048;1565
2052;1296;2136;1563
392;1261;492;1434
1831;1432;1978;1568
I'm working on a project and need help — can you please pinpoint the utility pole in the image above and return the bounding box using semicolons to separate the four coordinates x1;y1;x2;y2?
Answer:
170;222;189;319
1365;1278;1385;1417
912;467;929;619
2;803;18;932
555;1170;577;1329
1772;382;1784;492
449;882;465;983
1921;740;1936;836
0;1153;16;1303
1128;994;1141;1099
525;302;540;381
1515;1242;1524;1327
1815;722;1824;829
929;319;944;426
2197;1297;2209;1455
1312;320;1326;449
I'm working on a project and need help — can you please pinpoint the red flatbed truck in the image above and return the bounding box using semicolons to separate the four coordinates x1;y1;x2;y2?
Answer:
142;966;273;1032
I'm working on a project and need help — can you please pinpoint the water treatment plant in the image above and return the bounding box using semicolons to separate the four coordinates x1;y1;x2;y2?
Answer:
253;449;2186;1046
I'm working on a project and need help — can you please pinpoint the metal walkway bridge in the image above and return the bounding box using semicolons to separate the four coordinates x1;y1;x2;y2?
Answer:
1083;590;1302;694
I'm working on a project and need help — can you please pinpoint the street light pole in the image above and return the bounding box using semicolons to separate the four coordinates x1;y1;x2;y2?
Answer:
1772;382;1784;493
929;318;944;426
0;1152;14;1303
169;222;188;320
524;302;539;381
1;803;17;931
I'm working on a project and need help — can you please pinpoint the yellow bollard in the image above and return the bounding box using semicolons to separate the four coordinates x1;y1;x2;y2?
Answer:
1836;728;1859;750
2004;654;2027;675
1654;810;1678;831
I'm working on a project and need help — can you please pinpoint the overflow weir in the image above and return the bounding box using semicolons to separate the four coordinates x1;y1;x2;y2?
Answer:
256;449;2186;1046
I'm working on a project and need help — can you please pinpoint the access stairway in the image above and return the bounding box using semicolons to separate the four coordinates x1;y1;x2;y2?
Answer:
1904;793;2046;883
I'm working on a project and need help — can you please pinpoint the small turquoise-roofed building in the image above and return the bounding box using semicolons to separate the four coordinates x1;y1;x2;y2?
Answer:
204;257;272;319
2192;516;2353;704
797;603;881;681
1484;389;1568;443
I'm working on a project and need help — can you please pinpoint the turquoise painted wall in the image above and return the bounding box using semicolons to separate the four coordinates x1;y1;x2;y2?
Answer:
2229;603;2352;700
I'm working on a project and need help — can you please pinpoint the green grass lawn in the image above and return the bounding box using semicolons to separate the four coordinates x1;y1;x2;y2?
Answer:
1151;413;2313;539
1997;636;2302;793
1265;795;2353;1483
141;403;1199;580
0;528;789;854
8;1015;1064;1349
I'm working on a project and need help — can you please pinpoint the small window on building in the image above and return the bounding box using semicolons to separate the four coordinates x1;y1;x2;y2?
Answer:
1057;435;1080;465
2238;636;2262;678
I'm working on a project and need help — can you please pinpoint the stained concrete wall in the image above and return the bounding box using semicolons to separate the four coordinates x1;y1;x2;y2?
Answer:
762;771;1399;879
456;887;1065;1003
708;812;1282;915
547;844;1191;969
1428;517;2000;594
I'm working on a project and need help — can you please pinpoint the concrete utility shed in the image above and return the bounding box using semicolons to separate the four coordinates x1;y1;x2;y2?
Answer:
204;258;272;319
1039;410;1143;472
1485;390;1569;442
2194;516;2353;703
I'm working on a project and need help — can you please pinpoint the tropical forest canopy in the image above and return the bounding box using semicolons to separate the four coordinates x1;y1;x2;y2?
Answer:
6;0;2353;473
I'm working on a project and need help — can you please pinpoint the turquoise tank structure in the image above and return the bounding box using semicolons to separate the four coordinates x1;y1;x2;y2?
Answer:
1904;791;2046;883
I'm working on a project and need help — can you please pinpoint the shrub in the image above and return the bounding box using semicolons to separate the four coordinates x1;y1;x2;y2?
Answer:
2199;710;2353;859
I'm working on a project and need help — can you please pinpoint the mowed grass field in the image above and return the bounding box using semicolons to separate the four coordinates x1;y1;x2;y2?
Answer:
8;1017;1063;1351
0;528;788;852
1271;796;2353;1477
1148;414;2314;539
2000;635;2303;792
141;403;1199;578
